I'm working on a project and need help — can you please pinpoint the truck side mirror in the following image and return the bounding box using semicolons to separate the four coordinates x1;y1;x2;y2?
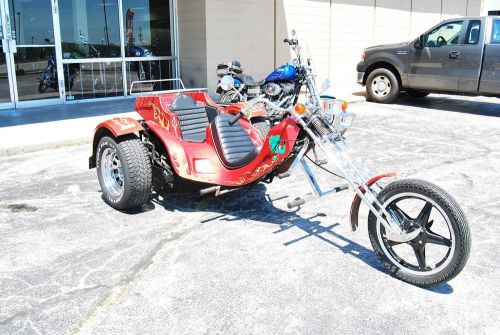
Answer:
414;35;425;49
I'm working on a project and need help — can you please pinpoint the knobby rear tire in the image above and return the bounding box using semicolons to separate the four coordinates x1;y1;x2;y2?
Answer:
368;179;471;286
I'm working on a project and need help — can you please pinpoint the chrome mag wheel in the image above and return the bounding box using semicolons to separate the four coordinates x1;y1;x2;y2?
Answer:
100;147;125;198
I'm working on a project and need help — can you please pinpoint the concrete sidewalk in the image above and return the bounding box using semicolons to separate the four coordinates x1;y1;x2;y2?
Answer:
0;99;139;156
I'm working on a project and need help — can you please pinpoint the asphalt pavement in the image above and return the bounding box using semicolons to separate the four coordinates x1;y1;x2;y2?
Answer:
0;94;499;334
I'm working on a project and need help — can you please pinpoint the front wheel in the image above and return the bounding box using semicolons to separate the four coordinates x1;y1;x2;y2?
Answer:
96;136;152;210
366;68;400;103
218;90;241;104
368;179;471;286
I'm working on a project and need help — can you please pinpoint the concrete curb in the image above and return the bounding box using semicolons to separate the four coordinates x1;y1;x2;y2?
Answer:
0;137;91;157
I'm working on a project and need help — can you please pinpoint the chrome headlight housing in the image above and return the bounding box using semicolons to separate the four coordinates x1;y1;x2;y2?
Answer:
320;97;354;134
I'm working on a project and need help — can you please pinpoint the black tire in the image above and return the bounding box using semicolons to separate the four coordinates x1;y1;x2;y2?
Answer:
406;89;429;98
251;117;270;140
38;81;48;93
368;179;471;286
366;68;400;103
96;136;152;210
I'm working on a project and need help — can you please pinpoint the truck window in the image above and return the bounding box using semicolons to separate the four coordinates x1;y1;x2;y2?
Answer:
465;20;481;44
425;21;464;47
493;20;500;43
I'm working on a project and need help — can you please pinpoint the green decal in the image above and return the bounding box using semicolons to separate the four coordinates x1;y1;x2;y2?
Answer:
269;135;286;160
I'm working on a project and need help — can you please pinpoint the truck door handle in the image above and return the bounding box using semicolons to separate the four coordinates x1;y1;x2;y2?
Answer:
449;51;461;59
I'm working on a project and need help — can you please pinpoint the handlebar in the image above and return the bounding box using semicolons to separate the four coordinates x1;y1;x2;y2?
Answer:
283;38;298;46
227;96;292;127
228;112;243;126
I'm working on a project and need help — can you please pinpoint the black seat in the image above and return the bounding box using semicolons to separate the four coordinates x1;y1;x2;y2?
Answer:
237;74;265;87
211;114;258;169
170;94;216;142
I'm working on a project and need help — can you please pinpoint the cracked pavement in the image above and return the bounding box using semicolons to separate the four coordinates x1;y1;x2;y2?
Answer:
1;95;499;334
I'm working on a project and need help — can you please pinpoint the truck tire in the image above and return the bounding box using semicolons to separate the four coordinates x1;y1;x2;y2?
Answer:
366;68;400;103
96;136;152;210
406;89;429;98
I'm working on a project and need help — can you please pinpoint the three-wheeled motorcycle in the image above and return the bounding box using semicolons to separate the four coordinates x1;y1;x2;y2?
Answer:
89;34;470;286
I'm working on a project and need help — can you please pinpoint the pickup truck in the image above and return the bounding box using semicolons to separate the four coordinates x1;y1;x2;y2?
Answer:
356;16;500;103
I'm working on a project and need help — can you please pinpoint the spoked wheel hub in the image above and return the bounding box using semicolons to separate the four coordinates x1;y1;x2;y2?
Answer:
101;147;125;198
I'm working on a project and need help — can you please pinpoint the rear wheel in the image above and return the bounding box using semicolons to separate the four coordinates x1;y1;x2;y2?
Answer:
406;89;429;98
368;179;471;286
38;81;48;93
96;136;152;210
366;68;400;103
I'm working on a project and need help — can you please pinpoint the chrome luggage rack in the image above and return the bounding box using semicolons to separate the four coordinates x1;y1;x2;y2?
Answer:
129;78;208;96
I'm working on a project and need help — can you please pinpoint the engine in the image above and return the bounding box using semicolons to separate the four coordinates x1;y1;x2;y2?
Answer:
262;83;282;97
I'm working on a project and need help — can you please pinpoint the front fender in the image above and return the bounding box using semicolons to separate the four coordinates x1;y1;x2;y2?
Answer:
349;172;395;232
89;117;144;169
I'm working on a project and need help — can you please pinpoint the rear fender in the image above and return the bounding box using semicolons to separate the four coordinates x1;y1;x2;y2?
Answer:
349;172;395;232
89;117;144;169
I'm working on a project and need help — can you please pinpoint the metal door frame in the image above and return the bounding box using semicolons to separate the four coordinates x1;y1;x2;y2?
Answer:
0;0;64;109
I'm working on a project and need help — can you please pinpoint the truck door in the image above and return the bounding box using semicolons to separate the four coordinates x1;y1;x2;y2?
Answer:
459;19;484;92
479;19;500;95
408;21;465;91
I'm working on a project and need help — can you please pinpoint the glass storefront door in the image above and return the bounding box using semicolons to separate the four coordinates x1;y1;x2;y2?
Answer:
0;0;63;108
0;0;178;109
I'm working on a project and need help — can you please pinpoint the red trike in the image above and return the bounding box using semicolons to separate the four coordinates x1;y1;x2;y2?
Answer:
89;38;470;286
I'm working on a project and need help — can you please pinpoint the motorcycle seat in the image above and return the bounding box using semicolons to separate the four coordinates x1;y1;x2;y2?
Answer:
238;74;265;87
210;114;258;169
170;94;218;142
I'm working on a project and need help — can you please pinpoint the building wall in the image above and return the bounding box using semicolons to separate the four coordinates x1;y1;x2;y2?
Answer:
178;0;208;88
482;0;500;13
178;0;484;94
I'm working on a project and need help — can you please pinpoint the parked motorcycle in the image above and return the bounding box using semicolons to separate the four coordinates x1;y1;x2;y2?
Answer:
38;54;80;93
216;38;304;107
89;31;471;286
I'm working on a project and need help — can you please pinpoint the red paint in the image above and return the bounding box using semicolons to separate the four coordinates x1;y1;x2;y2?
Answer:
94;117;144;138
349;172;396;231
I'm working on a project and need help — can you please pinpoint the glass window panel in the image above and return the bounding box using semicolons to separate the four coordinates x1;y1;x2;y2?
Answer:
425;21;463;47
66;61;123;100
15;47;59;101
0;48;11;103
126;59;175;93
122;0;171;57
59;0;121;58
465;20;481;45
8;0;54;46
493;20;500;44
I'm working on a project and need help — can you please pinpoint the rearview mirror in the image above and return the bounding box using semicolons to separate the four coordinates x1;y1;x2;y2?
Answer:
414;34;425;49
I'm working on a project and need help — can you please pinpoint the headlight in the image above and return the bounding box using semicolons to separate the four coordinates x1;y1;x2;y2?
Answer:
219;75;235;91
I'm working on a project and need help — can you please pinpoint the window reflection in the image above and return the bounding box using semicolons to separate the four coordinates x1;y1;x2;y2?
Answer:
59;0;121;58
8;0;54;46
123;0;171;57
66;62;124;100
126;60;174;93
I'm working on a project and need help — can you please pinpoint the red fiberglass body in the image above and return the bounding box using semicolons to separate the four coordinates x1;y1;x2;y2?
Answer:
130;91;300;186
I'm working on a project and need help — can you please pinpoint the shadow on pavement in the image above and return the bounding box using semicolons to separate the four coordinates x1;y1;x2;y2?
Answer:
144;182;453;294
